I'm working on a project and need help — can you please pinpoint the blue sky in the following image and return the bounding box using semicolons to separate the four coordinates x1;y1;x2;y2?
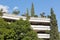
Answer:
0;0;60;32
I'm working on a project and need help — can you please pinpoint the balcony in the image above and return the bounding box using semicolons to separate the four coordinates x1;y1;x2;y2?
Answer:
2;14;20;20
37;34;50;38
31;25;50;30
29;17;50;23
2;14;50;23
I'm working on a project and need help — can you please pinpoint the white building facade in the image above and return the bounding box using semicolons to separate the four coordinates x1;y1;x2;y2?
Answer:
2;14;50;39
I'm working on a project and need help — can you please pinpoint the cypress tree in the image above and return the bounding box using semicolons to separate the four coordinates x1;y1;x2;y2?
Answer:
50;8;59;40
0;9;3;17
26;8;29;16
26;8;30;20
31;3;35;17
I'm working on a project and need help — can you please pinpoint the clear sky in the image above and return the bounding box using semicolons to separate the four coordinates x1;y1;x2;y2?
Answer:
0;0;60;32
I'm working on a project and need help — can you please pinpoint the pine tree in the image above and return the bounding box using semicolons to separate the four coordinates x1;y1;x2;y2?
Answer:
31;3;35;17
50;8;59;40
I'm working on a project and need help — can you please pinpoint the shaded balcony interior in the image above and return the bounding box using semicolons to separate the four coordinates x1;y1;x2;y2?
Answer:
38;38;49;40
37;31;50;34
30;22;50;26
3;18;50;26
3;18;16;22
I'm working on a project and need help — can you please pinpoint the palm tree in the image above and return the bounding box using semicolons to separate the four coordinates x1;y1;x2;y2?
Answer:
47;15;51;18
40;12;46;17
34;15;38;17
12;9;20;15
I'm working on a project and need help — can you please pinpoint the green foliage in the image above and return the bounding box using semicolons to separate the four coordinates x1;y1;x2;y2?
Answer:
0;18;8;28
0;28;15;40
0;18;38;40
22;31;38;40
59;32;60;40
31;3;35;17
50;8;59;40
39;38;44;40
0;18;15;40
13;19;38;40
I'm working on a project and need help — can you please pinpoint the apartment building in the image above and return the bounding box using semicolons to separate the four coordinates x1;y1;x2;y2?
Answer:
2;13;50;40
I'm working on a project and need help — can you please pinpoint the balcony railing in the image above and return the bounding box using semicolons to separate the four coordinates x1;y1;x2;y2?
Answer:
37;34;50;38
31;25;50;30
